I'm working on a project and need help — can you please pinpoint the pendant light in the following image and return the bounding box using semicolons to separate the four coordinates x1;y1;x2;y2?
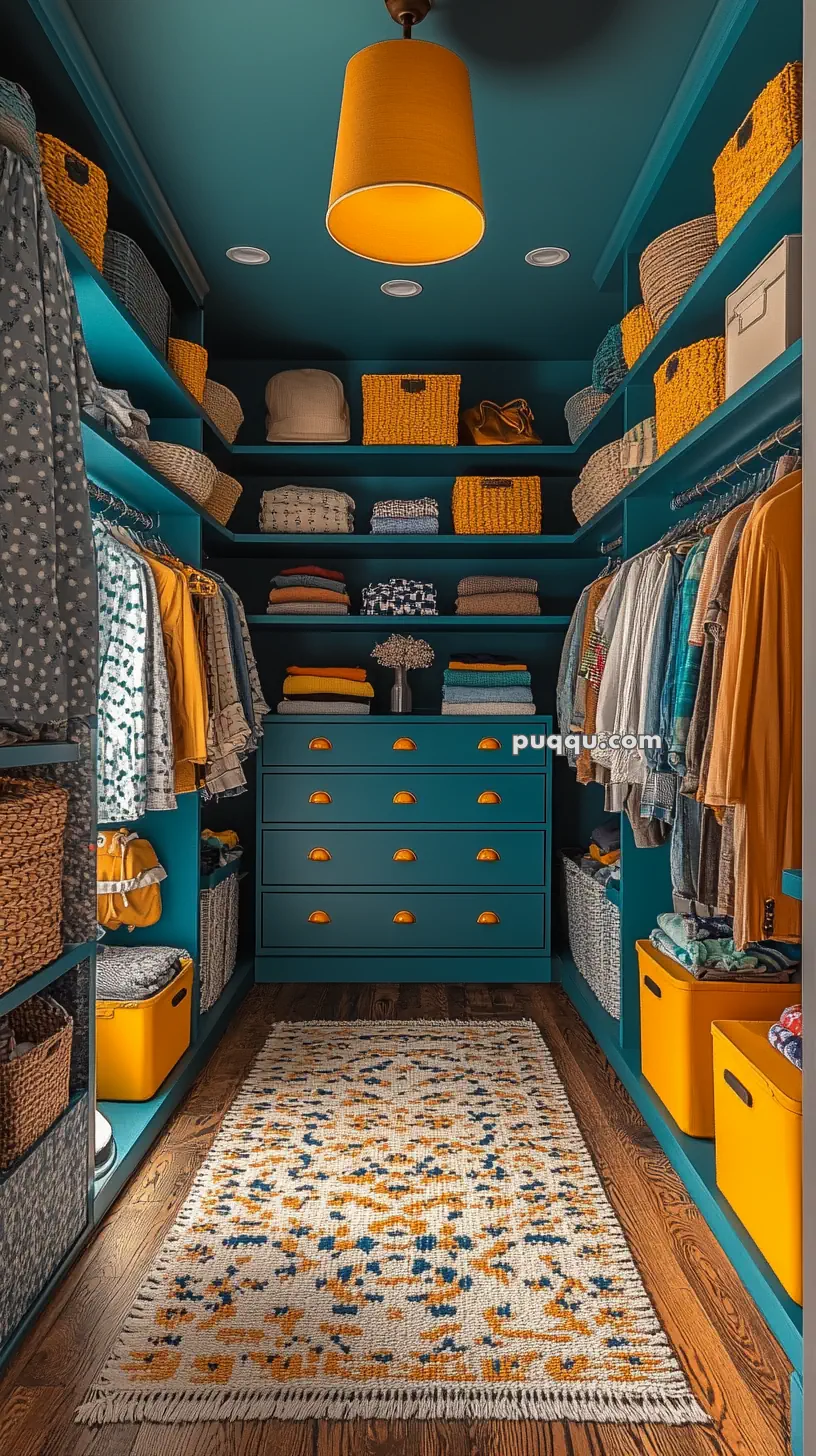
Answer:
327;0;484;266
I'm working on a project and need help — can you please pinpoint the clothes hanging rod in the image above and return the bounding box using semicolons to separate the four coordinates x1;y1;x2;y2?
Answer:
88;479;155;530
598;534;623;554
670;415;801;511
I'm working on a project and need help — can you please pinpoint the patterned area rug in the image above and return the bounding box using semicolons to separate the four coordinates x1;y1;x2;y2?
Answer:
78;1020;708;1426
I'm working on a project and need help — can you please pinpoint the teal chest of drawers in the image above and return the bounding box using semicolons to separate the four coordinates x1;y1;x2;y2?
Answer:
256;714;552;983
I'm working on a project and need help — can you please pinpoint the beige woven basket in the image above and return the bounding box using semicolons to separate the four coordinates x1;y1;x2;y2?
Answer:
0;995;73;1171
571;439;628;526
0;777;68;994
204;379;244;444
208;471;243;526
135;441;217;506
639;215;718;330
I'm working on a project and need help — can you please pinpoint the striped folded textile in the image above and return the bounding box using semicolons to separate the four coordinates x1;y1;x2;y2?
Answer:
443;669;531;688
277;699;370;715
457;575;538;596
370;518;439;535
268;587;351;605
441;702;538;716
442;686;534;704
283;674;374;699
266;602;349;615
278;565;346;581
372;496;439;519
271;574;348;593
455;593;540;616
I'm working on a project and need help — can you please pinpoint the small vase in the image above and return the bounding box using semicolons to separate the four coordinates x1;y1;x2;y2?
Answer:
390;665;412;713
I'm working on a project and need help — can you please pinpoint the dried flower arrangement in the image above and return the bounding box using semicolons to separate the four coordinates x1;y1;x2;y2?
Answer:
371;634;434;712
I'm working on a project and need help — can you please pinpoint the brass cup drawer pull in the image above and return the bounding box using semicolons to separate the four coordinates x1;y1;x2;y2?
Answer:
309;791;332;804
393;737;417;751
393;910;416;924
309;737;332;751
477;911;500;925
393;790;417;804
476;848;500;861
308;910;331;923
308;847;332;861
477;791;502;805
478;737;501;751
393;848;417;861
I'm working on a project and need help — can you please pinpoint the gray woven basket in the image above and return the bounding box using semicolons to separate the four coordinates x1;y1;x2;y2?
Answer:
134;441;217;506
639;215;718;331
571;438;628;526
561;853;621;1020
103;231;170;356
564;386;610;443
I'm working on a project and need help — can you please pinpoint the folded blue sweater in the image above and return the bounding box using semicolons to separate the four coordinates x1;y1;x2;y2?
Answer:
442;685;534;704
444;669;531;688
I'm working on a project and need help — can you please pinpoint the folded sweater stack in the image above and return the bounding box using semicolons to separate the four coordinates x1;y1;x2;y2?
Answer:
441;652;537;716
361;578;438;616
370;497;439;535
267;564;350;616
455;575;541;616
768;1004;802;1070
260;486;355;534
650;912;799;983
278;665;374;715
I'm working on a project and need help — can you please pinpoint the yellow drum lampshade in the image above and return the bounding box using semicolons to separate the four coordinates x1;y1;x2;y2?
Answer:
327;39;484;265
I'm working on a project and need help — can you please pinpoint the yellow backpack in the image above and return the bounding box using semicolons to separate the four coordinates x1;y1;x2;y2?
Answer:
97;829;167;932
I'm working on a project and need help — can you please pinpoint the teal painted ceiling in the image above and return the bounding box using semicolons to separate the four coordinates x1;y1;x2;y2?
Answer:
67;0;719;361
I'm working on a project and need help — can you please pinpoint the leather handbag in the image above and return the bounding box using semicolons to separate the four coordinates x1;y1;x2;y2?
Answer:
459;398;541;445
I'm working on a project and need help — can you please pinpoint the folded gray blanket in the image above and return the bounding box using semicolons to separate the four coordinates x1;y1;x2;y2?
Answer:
276;699;370;714
271;574;348;593
458;575;538;596
441;702;538;715
97;945;189;1002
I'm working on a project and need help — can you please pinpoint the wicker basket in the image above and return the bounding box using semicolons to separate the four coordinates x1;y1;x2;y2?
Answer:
654;338;725;457
208;471;243;526
591;322;628;394
0;995;73;1171
564;386;609;443
639;216;718;330
134;441;217;506
199;871;240;1013
714;62;802;244
571;440;628;526
362;373;460;446
0;79;38;164
0;778;68;996
103;231;170;356
203;379;244;443
37;133;108;269
452;476;541;535
168;338;208;403
620;304;657;368
561;853;621;1020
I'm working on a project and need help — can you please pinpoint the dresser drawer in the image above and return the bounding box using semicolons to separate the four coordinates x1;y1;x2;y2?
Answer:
261;829;547;886
261;891;545;950
261;772;547;824
262;719;551;770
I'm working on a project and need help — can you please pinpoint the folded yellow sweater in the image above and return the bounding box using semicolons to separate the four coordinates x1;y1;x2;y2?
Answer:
283;674;374;699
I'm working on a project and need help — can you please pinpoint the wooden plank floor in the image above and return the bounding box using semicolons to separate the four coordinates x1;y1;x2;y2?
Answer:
0;982;792;1456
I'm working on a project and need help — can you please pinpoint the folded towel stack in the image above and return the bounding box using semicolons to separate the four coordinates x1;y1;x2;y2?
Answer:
260;486;355;534
650;912;799;983
278;665;374;715
361;578;438;616
370;497;439;535
267;564;350;615
442;652;536;716
455;574;541;616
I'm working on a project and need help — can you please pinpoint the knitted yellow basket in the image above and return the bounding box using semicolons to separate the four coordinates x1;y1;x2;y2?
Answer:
207;471;243;526
362;373;460;446
168;338;209;403
654;338;725;457
452;475;541;535
620;304;657;368
713;62;802;243
37;133;108;269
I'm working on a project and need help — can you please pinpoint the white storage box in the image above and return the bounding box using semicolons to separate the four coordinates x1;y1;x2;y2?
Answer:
725;235;801;397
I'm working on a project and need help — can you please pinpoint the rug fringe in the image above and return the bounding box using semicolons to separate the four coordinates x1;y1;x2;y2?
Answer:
76;1381;710;1427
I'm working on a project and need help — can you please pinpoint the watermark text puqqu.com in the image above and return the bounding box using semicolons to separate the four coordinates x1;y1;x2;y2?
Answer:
512;733;662;756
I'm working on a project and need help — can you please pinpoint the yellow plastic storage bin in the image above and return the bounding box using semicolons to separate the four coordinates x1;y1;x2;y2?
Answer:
636;940;794;1137
96;957;194;1101
712;1020;802;1303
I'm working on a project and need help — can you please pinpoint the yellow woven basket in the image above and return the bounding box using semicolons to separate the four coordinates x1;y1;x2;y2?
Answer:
207;471;243;526
362;373;460;446
452;475;541;535
620;304;657;368
713;62;802;243
654;338;725;457
37;133;108;269
168;338;209;403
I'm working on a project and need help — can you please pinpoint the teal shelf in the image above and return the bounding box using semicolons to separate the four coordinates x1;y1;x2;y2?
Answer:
94;957;253;1219
226;442;578;476
0;742;81;768
782;869;802;901
206;530;593;558
0;941;95;1021
557;955;803;1370
249;614;571;632
82;415;230;532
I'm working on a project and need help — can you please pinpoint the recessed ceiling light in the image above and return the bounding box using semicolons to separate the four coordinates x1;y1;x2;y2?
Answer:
381;279;423;298
226;246;270;265
525;246;570;268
